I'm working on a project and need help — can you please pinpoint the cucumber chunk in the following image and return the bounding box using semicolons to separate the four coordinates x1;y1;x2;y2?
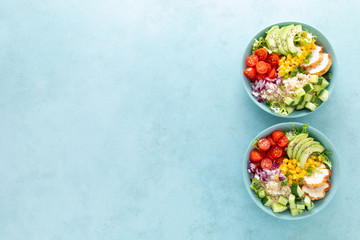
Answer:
298;209;304;214
311;96;322;106
304;195;315;211
296;101;306;110
304;93;313;102
258;189;266;199
297;204;305;210
295;88;306;97
278;195;289;206
318;89;329;102
284;97;295;106
261;196;273;207
303;83;314;93
271;203;288;213
290;208;300;216
290;202;296;209
286;107;295;114
320;78;329;89
313;85;323;92
309;75;318;84
289;194;296;204
291;184;304;198
305;102;317;111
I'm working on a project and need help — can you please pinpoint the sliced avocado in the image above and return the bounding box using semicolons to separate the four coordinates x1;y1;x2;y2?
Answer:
295;140;319;160
287;25;302;56
292;137;313;161
276;26;290;55
299;144;325;169
280;25;294;54
265;26;280;54
287;133;308;159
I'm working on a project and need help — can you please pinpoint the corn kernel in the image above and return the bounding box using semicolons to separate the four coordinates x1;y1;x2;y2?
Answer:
283;159;288;163
288;175;293;180
311;155;316;160
296;167;301;173
289;180;293;185
318;156;322;161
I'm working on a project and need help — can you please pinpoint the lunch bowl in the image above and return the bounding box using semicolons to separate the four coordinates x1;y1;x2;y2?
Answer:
243;122;340;220
242;22;337;118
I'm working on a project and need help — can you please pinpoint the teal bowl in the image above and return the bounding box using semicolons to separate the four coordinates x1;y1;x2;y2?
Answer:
242;22;337;118
243;122;340;220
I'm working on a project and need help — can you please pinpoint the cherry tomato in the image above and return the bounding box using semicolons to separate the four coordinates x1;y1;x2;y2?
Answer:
277;135;289;148
250;149;264;162
267;135;277;146
272;130;285;143
269;146;283;159
267;53;280;66
244;67;256;81
274;157;285;166
266;150;275;160
257;138;270;152
261;158;272;169
255;61;268;74
256;74;267;81
268;68;276;79
265;63;272;74
254;48;268;61
246;55;259;67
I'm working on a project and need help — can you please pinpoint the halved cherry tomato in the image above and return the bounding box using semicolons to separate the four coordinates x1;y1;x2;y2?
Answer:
255;61;268;74
261;158;272;169
244;67;256;81
254;48;268;61
272;130;284;143
246;55;259;67
267;135;277;146
269;146;283;159
274;157;285;166
265;63;272;74
256;74;267;81
268;68;276;79
266;150;275;160
267;53;280;66
250;149;264;162
258;138;270;152
277;135;289;148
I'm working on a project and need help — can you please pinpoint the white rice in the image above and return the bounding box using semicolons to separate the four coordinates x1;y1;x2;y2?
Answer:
261;73;311;102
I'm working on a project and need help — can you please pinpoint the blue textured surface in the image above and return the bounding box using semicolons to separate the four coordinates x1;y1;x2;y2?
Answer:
0;0;359;239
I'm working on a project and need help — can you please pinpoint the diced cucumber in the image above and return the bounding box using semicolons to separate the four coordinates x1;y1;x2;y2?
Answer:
309;75;318;84
318;89;329;102
292;96;302;106
304;196;315;211
291;184;304;198
313;85;323;92
297;204;305;210
278;195;288;206
311;96;322;106
258;189;266;199
290;208;299;216
296;100;306;110
303;83;314;93
298;209;304;214
317;76;324;85
286;107;294;114
261;196;273;207
305;102;317;111
289;202;296;209
320;78;329;89
295;88;306;97
289;194;296;204
297;95;305;105
307;202;315;211
304;93;313;102
271;203;288;213
284;97;295;106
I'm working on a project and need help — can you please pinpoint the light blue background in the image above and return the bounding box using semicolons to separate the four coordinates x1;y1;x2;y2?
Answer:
0;0;358;239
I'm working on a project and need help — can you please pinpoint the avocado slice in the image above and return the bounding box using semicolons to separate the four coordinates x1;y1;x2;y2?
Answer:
281;25;294;54
292;137;313;161
265;26;280;54
299;144;325;169
295;140;319;160
287;25;302;56
287;133;308;159
276;26;290;55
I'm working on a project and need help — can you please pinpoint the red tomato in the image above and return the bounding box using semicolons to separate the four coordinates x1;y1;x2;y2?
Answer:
250;149;264;162
254;48;268;61
267;53;280;66
261;158;272;169
268;68;276;79
269;146;283;159
256;74;267;81
272;130;285;142
255;61;268;74
265;63;272;74
246;55;259;67
266;150;275;160
274;157;285;166
258;138;270;152
277;135;289;148
267;136;277;146
244;67;256;81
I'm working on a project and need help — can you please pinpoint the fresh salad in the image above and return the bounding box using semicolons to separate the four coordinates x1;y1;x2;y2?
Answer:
243;24;333;116
248;124;332;216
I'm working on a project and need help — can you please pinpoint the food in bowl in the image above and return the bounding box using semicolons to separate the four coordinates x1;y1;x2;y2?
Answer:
247;124;333;216
243;24;333;116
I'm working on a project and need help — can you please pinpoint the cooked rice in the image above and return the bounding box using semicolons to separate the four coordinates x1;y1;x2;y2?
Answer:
261;73;311;102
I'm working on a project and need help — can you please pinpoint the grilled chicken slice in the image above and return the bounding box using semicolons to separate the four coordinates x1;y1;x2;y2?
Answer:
306;53;332;76
302;182;331;200
301;45;323;70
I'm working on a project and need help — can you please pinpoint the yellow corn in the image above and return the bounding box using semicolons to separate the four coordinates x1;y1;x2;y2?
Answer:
318;155;322;161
